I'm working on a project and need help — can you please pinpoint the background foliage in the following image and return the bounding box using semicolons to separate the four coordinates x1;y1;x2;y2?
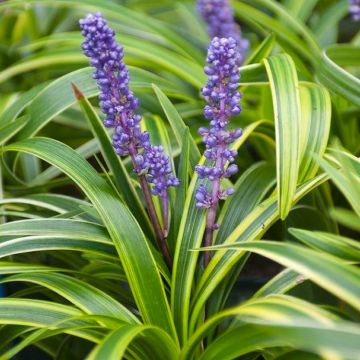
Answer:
0;0;359;359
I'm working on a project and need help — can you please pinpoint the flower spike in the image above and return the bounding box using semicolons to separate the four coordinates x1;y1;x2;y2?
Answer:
196;37;243;266
197;0;249;64
80;12;179;268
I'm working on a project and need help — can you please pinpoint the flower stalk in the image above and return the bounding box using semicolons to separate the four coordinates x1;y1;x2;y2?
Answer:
79;12;178;269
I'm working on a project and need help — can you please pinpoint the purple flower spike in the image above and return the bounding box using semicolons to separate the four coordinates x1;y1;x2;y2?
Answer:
196;37;243;265
80;12;178;267
79;12;179;194
197;0;249;65
79;12;180;191
80;12;149;173
195;37;242;209
349;0;360;20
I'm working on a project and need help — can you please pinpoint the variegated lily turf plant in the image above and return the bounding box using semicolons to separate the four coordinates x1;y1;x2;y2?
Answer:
0;0;359;359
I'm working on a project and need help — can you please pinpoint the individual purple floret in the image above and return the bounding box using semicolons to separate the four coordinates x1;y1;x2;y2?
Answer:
196;37;242;265
349;0;360;20
197;0;249;65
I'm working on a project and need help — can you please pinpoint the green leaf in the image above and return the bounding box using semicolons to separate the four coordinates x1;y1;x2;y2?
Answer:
72;84;152;237
317;49;360;106
203;241;360;311
87;325;179;360
13;66;186;141
0;116;28;145
0;261;66;275
233;2;316;63
244;34;276;65
244;0;321;56
182;295;360;360
1;137;177;339
205;162;276;333
1;272;137;323
15;68;97;140
330;208;360;232
0;218;109;240
289;228;360;262
169;129;190;252
263;54;301;219
313;1;348;45
0;82;48;126
153;85;201;168
171;157;207;344
298;83;331;182
326;45;360;67
0;235;117;260
201;317;360;360
254;268;304;298
216;162;276;244
283;0;319;22
0;298;83;327
318;150;360;217
190;173;328;333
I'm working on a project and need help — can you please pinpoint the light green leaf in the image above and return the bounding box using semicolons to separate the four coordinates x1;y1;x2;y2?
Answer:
183;295;360;360
317;49;360;106
87;324;178;360
298;83;331;182
264;54;301;219
203;241;360;311
1;272;137;323
0;116;28;145
290;228;360;262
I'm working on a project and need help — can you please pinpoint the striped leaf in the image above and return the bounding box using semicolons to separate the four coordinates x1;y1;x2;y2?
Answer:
264;54;301;219
1;137;177;339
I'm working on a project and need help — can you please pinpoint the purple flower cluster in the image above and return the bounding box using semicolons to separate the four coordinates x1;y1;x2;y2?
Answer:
197;0;248;65
79;12;179;195
195;37;242;208
145;146;180;196
349;0;360;20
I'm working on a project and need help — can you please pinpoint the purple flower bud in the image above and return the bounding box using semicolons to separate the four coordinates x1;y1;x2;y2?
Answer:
144;146;180;196
226;187;235;195
225;164;238;178
349;0;360;20
195;185;212;208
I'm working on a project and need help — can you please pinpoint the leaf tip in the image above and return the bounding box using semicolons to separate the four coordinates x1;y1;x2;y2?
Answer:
71;83;85;100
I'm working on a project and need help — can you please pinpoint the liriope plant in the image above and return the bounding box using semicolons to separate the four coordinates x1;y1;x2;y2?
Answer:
0;0;359;359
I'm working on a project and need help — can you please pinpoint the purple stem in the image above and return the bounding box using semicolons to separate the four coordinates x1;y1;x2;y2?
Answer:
203;87;226;267
138;175;173;270
122;118;172;269
161;191;169;238
204;146;223;267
